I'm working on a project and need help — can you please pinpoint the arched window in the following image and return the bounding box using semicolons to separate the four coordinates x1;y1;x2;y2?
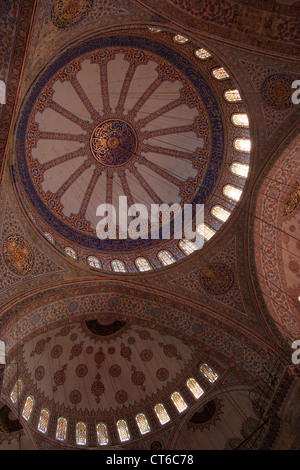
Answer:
158;251;176;266
38;409;50;434
87;256;101;269
230;162;249;178
211;206;231;223
212;67;229;80
186;378;204;399
135;257;152;272
0;340;5;365
171;392;188;413
96;423;109;446
76;421;87;446
116;419;131;442
136;413;151;435
179;239;197;255
44;232;54;243
234;138;251;153
223;185;242;202
111;260;126;272
194;48;211;60
0;80;6;104
56;417;68;441
10;379;23;404
22;396;34;421
224;89;242;102
231;113;249;128
154;403;170;425
173;34;189;43
200;363;218;383
65;247;77;259
196;224;216;241
148;26;162;33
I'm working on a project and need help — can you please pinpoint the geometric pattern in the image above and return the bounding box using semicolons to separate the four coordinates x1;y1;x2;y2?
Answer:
51;0;94;29
2;234;34;276
199;263;234;295
90;119;137;166
261;74;293;109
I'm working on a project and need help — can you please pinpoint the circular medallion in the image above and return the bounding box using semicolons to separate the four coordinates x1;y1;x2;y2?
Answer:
76;364;88;378
156;367;169;381
151;441;163;450
35;366;45;381
199;263;234;295
261;74;293;109
2;234;34;276
69;389;82;404
140;349;153;362
51;345;63;359
90;119;137;166
51;0;93;29
115;389;128;404
109;364;121;377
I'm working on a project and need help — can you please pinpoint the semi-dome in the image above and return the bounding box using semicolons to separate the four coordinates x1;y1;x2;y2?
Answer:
3;292;220;448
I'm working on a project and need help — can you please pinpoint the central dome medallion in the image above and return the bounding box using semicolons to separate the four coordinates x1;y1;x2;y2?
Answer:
90;119;137;166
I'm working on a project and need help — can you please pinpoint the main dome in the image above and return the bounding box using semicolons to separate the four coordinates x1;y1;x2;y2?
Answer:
15;27;250;272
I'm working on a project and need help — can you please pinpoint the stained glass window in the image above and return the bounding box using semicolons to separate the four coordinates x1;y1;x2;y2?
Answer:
224;89;242;102
65;247;77;259
196;224;216;241
234;138;251;153
136;413;151;435
171;392;188;413
44;232;54;243
116;419;131;442
0;341;5;365
200;363;218;383
230;162;249;178
135;257;152;272
179;239;198;255
212;67;229;80
154;403;170;425
148;26;162;33
56;417;68;441
186;378;204;399
173;34;189;43
223;185;242;202
38;409;50;434
76;421;87;446
22;396;34;421
211;206;231;223
96;423;109;446
111;260;126;272
10;379;23;404
194;48;211;60
158;251;176;266
88;256;101;269
0;79;6;104
231;113;249;128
